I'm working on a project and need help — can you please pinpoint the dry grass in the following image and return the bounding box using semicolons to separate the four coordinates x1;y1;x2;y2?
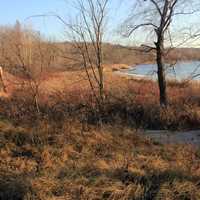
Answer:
0;119;200;200
2;67;200;130
1;67;200;199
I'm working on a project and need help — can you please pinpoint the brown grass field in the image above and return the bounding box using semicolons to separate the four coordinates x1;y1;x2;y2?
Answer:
1;63;200;199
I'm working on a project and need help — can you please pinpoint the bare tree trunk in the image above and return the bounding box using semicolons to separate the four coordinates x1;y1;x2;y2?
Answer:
98;64;104;120
0;66;6;93
156;35;167;106
34;94;40;114
97;44;104;107
99;67;104;103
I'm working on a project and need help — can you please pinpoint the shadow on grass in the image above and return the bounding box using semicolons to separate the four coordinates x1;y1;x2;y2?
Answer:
109;167;200;199
0;171;34;200
56;161;200;199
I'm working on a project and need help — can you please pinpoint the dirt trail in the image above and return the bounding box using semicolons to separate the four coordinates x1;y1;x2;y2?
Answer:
142;130;200;146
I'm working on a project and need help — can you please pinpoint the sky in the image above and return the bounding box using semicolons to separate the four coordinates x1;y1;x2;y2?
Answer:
0;0;128;42
0;0;73;40
0;0;200;46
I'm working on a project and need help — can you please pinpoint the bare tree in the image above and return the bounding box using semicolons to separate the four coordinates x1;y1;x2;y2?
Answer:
45;0;109;113
29;0;109;114
0;21;57;112
123;0;200;106
71;0;108;110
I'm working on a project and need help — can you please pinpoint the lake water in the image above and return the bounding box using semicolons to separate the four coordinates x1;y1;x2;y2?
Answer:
121;61;200;81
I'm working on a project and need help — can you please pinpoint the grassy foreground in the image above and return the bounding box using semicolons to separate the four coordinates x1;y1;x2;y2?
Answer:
1;68;200;199
0;119;200;200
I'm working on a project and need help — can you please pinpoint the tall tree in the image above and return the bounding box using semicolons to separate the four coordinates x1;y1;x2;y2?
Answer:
124;0;200;106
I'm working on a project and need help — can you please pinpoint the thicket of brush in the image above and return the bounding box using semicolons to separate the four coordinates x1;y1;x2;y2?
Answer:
1;78;200;131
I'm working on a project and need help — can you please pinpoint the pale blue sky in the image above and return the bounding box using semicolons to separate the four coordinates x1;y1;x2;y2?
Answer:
0;0;128;42
0;0;199;46
0;0;75;40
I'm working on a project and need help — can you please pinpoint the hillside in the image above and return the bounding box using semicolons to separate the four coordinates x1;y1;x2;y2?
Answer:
54;42;200;72
103;45;200;64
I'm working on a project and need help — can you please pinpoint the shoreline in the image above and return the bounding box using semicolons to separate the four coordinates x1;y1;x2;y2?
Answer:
113;63;200;83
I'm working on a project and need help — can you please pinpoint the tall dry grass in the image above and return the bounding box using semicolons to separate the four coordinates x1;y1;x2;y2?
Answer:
0;118;200;199
1;71;200;130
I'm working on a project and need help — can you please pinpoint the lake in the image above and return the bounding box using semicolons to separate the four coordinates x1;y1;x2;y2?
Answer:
121;61;200;81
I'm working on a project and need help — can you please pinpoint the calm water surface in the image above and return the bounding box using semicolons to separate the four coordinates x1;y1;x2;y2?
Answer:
122;61;200;81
